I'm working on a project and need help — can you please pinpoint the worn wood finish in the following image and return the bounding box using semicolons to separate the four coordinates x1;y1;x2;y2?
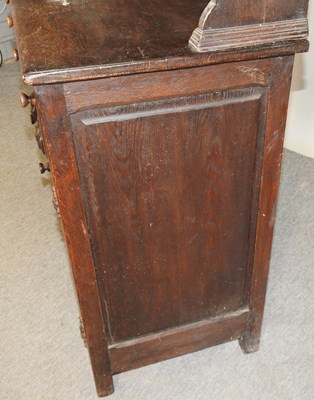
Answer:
34;56;295;396
189;19;308;53
68;59;272;345
19;41;311;86
34;85;114;397
72;87;263;342
66;54;290;357
198;0;308;29
10;0;308;85
109;308;249;373
11;0;207;83
189;0;309;52
240;56;295;353
11;0;309;396
63;58;273;112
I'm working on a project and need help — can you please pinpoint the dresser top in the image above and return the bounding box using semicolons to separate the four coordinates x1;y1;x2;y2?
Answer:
11;0;207;84
11;0;309;85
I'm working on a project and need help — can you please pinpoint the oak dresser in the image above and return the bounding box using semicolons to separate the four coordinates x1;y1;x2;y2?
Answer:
8;0;309;396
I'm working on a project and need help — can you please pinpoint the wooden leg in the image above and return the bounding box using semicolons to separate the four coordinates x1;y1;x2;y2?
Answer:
238;57;295;357
95;375;114;397
239;331;260;354
35;84;114;397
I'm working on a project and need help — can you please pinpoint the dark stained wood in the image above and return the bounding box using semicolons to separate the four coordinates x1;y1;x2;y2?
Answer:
11;0;309;397
64;58;272;113
10;0;309;85
11;0;207;83
190;19;308;53
109;308;249;373
20;41;311;86
35;55;296;396
240;56;295;353
34;84;114;397
199;0;308;29
70;64;268;344
190;0;309;52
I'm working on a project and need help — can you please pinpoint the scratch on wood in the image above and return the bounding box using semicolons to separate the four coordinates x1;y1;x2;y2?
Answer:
266;129;280;154
236;66;266;84
81;220;88;237
137;47;145;58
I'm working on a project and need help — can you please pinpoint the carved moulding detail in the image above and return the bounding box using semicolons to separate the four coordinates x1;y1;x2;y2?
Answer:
189;0;309;53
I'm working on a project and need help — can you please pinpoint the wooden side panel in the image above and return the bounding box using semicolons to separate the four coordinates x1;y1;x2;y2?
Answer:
34;56;295;395
71;85;266;343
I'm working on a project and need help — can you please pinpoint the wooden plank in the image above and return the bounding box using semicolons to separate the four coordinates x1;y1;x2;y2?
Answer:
64;58;273;113
110;308;249;373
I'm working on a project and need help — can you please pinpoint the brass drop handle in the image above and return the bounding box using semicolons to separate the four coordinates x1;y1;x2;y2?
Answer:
39;163;50;174
20;92;36;108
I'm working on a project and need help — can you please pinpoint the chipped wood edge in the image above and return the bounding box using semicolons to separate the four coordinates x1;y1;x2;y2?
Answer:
199;0;217;29
189;18;309;53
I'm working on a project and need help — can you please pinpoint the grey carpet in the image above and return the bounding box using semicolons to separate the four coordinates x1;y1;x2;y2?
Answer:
1;62;314;400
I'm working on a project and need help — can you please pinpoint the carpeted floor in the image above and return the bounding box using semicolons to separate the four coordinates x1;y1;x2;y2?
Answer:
1;62;314;400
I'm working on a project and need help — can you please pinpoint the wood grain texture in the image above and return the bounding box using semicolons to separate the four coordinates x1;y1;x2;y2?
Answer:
11;0;207;83
189;18;308;53
64;58;274;113
190;0;309;53
199;0;308;29
239;55;295;353
31;55;296;397
10;0;308;85
62;57;293;384
10;0;309;396
109;308;249;373
71;86;266;342
29;54;298;397
33;84;114;397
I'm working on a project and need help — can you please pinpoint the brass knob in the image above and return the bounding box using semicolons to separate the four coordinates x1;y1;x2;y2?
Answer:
39;163;50;174
13;49;19;62
20;92;36;108
7;16;13;28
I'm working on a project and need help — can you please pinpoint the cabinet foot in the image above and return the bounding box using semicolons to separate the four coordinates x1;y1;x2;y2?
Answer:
238;335;260;354
95;376;114;398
